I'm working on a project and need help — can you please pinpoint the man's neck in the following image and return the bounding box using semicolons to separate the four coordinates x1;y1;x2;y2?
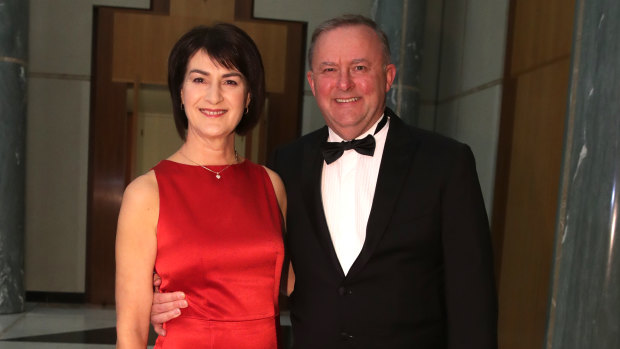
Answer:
328;114;386;142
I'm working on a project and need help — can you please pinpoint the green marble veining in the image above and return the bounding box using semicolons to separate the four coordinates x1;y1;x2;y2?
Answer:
0;0;28;314
546;0;620;347
373;0;426;125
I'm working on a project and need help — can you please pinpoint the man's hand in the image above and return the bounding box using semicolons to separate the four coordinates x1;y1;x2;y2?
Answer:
151;274;188;336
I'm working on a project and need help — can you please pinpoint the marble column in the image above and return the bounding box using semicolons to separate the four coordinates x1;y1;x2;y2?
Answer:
373;0;426;126
546;0;620;347
0;0;28;313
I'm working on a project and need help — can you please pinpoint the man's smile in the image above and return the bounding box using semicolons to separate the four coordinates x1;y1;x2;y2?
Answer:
335;97;360;103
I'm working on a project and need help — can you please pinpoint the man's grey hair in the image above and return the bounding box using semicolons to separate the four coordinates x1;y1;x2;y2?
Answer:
307;14;392;69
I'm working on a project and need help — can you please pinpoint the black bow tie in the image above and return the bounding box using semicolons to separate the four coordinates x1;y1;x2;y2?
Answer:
321;134;376;164
321;114;388;164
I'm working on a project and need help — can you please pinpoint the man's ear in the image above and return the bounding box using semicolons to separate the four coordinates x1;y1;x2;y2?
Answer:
384;64;397;92
306;71;317;96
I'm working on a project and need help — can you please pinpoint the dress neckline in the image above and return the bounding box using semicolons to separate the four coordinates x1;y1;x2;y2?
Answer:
162;158;247;169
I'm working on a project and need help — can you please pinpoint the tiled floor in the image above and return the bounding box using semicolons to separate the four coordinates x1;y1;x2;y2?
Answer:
0;303;292;348
0;303;127;348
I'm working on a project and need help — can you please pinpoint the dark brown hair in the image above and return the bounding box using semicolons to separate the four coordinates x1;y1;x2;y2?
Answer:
168;24;265;138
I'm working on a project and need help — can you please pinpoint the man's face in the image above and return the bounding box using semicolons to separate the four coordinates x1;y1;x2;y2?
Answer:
307;25;396;140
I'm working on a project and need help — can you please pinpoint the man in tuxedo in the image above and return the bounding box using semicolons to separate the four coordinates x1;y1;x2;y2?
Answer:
150;14;497;348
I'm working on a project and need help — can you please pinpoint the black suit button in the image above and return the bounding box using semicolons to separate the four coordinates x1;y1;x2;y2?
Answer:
338;286;353;296
340;331;354;340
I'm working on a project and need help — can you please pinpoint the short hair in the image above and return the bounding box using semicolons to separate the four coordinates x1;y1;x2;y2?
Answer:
307;14;391;69
168;24;265;138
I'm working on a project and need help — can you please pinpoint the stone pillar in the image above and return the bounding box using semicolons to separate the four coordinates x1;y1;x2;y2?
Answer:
546;0;620;347
0;0;28;313
373;0;426;126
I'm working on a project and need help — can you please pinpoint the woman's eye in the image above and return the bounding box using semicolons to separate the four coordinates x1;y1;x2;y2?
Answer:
224;80;238;86
192;77;204;83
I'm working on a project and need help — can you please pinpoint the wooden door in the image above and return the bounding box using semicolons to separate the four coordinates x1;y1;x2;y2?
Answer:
492;0;576;347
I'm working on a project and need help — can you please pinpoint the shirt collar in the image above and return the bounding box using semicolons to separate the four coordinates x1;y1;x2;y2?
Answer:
327;113;387;143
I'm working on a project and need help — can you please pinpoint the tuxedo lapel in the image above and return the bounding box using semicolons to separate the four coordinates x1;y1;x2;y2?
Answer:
300;127;345;276
347;110;419;277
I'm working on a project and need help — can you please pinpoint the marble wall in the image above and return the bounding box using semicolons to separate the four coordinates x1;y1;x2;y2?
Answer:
420;0;509;218
546;0;620;347
0;0;28;313
374;0;426;126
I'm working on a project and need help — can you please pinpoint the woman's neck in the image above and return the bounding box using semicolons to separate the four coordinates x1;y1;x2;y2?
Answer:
179;133;238;165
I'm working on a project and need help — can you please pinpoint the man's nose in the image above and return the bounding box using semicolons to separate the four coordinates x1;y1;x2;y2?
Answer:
337;70;354;90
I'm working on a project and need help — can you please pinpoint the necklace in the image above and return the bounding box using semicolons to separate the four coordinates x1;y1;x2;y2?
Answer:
179;150;239;180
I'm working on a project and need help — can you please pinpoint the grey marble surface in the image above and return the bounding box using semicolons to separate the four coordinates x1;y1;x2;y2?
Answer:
546;0;620;347
0;0;28;314
374;0;426;125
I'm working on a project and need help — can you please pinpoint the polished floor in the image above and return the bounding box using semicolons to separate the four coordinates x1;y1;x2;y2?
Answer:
0;303;292;348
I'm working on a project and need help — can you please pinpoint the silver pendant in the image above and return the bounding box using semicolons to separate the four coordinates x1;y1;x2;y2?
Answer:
216;174;221;179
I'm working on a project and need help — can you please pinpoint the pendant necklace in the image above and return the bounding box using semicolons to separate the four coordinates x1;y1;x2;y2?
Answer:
179;150;239;180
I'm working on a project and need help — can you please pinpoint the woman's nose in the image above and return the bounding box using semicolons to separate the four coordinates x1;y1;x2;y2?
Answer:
205;84;223;104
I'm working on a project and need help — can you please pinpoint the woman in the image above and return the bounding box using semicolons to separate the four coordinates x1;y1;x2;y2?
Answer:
115;24;286;348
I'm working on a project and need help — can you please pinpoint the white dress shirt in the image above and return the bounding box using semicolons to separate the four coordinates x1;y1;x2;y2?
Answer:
321;116;389;275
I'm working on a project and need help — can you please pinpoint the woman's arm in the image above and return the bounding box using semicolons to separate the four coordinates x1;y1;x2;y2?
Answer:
115;172;159;348
263;166;287;227
263;166;294;295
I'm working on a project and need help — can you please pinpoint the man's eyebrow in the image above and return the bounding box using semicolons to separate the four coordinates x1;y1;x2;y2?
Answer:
351;58;369;64
317;59;369;67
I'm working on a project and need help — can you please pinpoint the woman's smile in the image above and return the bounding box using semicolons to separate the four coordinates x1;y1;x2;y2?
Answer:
200;108;227;117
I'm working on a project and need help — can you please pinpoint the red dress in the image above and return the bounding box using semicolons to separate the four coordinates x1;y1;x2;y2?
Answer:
153;160;284;349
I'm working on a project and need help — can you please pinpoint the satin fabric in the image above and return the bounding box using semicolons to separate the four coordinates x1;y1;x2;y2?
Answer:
152;160;284;348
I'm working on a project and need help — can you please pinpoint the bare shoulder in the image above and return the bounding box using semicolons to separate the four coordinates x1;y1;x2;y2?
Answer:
119;171;159;219
262;166;287;213
262;166;285;192
123;170;159;203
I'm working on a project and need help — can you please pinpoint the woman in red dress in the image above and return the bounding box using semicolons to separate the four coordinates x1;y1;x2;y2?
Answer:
115;24;287;349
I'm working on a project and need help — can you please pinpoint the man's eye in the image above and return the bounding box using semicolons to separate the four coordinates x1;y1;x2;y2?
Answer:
353;66;366;71
323;68;336;73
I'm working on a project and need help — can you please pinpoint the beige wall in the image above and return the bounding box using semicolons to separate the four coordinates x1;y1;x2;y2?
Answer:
26;0;151;293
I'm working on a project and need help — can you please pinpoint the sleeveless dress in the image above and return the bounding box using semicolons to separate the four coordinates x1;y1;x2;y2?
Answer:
152;159;284;349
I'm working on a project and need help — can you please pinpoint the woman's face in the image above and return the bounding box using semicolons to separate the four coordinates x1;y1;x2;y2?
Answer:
181;50;250;141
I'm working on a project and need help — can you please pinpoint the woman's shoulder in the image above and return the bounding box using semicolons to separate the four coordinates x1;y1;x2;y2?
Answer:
116;170;159;238
121;171;159;209
244;160;282;185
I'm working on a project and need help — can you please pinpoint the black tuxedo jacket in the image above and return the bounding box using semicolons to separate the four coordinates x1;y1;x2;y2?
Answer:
270;108;497;349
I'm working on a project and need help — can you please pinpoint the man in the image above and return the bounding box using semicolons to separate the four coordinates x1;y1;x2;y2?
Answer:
151;15;497;348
